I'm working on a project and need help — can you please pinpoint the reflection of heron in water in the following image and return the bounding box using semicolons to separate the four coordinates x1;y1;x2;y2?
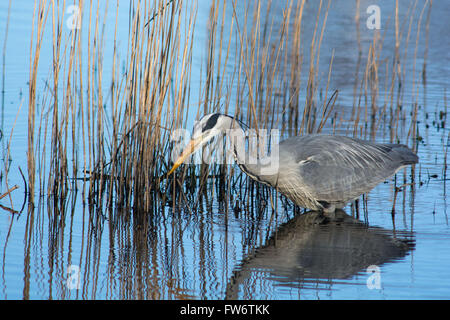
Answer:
225;210;415;299
168;113;418;213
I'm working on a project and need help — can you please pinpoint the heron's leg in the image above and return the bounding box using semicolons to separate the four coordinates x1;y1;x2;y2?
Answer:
312;201;336;221
316;201;336;222
323;207;337;222
318;201;335;214
304;210;328;224
323;205;336;214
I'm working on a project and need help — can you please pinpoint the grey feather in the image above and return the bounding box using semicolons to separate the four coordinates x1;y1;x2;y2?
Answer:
276;135;418;210
190;114;419;212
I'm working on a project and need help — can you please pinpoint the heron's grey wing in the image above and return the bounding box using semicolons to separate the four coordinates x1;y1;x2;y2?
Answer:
280;135;417;203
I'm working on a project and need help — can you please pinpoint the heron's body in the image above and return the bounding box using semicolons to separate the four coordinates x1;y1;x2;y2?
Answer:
168;113;419;213
266;134;417;211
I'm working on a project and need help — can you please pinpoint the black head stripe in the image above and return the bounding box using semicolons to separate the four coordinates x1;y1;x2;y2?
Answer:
202;113;221;132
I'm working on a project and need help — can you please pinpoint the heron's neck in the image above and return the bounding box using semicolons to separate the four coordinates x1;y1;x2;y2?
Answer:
225;119;247;165
225;117;279;187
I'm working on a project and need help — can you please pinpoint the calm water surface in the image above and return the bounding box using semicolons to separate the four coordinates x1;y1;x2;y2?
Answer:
0;0;449;299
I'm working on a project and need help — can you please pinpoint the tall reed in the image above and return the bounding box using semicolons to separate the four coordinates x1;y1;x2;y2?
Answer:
27;0;197;213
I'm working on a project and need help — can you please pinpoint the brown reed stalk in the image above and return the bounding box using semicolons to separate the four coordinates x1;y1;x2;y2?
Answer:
28;0;49;204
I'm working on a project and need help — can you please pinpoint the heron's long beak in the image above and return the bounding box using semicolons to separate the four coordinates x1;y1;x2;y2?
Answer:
167;136;205;176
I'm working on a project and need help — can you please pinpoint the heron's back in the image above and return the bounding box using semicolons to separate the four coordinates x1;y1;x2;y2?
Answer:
276;134;418;210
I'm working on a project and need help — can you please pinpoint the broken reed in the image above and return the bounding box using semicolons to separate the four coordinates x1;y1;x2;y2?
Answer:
25;0;429;214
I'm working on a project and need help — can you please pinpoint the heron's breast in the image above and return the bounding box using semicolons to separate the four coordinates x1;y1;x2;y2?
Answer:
276;171;321;210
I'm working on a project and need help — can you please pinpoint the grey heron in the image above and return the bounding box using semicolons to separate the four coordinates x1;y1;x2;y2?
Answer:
168;113;418;213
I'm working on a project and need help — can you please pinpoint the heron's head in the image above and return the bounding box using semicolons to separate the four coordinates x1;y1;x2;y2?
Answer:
168;113;232;176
